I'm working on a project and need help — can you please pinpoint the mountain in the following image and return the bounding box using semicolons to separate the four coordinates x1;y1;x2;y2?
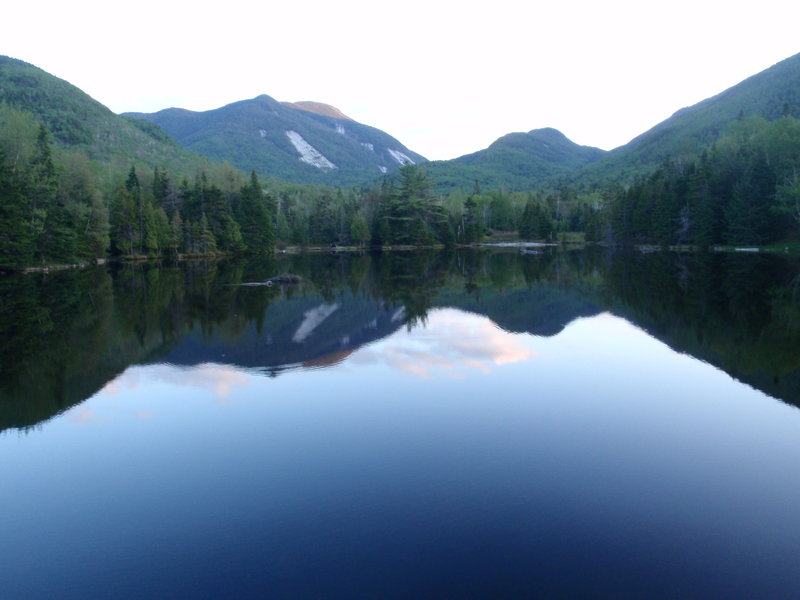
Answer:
577;52;800;184
425;53;800;193
426;127;606;191
282;101;353;120
0;55;214;175
125;95;427;187
162;292;406;376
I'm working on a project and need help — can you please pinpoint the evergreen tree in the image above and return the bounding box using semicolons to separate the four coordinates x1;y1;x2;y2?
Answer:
125;165;143;254
462;196;481;243
725;154;776;244
110;185;138;255
27;125;57;244
349;212;370;247
205;183;243;251
309;191;337;244
30;126;77;263
236;170;275;253
169;210;183;255
0;150;33;269
192;214;217;254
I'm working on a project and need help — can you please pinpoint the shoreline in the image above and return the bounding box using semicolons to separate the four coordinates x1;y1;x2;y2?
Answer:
6;241;796;275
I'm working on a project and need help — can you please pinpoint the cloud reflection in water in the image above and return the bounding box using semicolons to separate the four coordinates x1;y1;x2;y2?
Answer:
352;308;535;379
101;362;252;398
69;308;533;425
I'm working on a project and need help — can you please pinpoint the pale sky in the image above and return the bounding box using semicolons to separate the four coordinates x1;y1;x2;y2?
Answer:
3;0;798;160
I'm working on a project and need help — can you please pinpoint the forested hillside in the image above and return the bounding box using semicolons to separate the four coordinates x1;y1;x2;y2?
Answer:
0;106;278;270
126;95;427;187
590;115;800;247
0;57;277;269
578;52;800;184
427;128;606;192
0;56;215;177
3;52;800;272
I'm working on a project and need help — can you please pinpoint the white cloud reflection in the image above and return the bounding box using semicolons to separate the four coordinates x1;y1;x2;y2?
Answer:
101;363;252;399
66;310;532;425
352;308;535;379
67;363;255;425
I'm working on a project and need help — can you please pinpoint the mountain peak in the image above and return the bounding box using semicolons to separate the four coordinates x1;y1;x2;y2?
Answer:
527;127;566;138
282;101;354;121
128;94;425;185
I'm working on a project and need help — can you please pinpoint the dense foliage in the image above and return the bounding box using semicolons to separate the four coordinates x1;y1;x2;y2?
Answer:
0;56;215;176
4;53;800;270
0;105;278;268
426;128;606;192
596;116;800;246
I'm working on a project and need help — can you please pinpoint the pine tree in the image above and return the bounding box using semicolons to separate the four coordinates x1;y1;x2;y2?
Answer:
462;196;481;243
169;210;183;254
29;126;77;263
0;150;34;269
236;170;275;253
110;185;138;255
349;213;370;247
124;166;144;254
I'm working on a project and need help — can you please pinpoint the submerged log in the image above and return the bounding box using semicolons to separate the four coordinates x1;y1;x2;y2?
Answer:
226;274;303;287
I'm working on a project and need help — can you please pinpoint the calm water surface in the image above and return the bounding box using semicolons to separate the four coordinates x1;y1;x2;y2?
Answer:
2;248;800;598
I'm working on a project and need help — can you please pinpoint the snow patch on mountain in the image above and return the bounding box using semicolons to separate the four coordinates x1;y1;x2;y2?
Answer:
259;129;267;138
378;166;388;173
336;124;346;135
285;130;337;169
361;142;374;152
292;303;340;342
388;149;415;166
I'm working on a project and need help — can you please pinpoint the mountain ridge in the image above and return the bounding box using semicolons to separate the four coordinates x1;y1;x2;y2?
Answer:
126;94;426;187
0;55;215;175
425;127;606;191
3;51;800;194
574;52;800;183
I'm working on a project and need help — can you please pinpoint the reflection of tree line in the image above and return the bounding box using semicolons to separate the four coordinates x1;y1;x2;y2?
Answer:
602;251;800;404
2;248;799;432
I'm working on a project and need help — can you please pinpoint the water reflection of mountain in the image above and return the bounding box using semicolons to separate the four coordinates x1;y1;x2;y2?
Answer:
2;249;799;433
161;284;602;373
436;285;601;337
162;293;406;375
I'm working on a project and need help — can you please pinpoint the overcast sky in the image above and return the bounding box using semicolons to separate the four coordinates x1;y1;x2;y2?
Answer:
4;1;798;160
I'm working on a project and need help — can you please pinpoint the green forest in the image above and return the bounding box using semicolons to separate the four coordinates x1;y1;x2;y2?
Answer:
3;48;800;271
0;102;589;269
597;115;800;246
3;101;800;271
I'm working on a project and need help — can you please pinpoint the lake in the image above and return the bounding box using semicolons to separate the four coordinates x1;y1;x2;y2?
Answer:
2;247;800;598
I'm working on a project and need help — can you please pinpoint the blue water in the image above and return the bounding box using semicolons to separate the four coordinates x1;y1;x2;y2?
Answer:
2;309;800;598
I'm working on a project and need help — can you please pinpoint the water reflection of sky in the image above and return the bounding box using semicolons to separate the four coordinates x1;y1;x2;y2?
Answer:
349;308;536;378
75;307;785;428
89;307;540;417
6;308;800;598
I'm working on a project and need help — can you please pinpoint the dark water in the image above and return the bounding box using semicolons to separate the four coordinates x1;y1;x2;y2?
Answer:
2;248;800;598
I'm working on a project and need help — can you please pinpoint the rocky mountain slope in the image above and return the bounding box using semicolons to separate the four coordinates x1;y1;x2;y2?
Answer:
126;95;426;186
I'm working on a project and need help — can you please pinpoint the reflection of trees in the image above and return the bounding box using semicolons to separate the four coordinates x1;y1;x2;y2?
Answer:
3;248;800;433
369;250;454;327
604;250;800;403
0;268;115;431
0;258;282;433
